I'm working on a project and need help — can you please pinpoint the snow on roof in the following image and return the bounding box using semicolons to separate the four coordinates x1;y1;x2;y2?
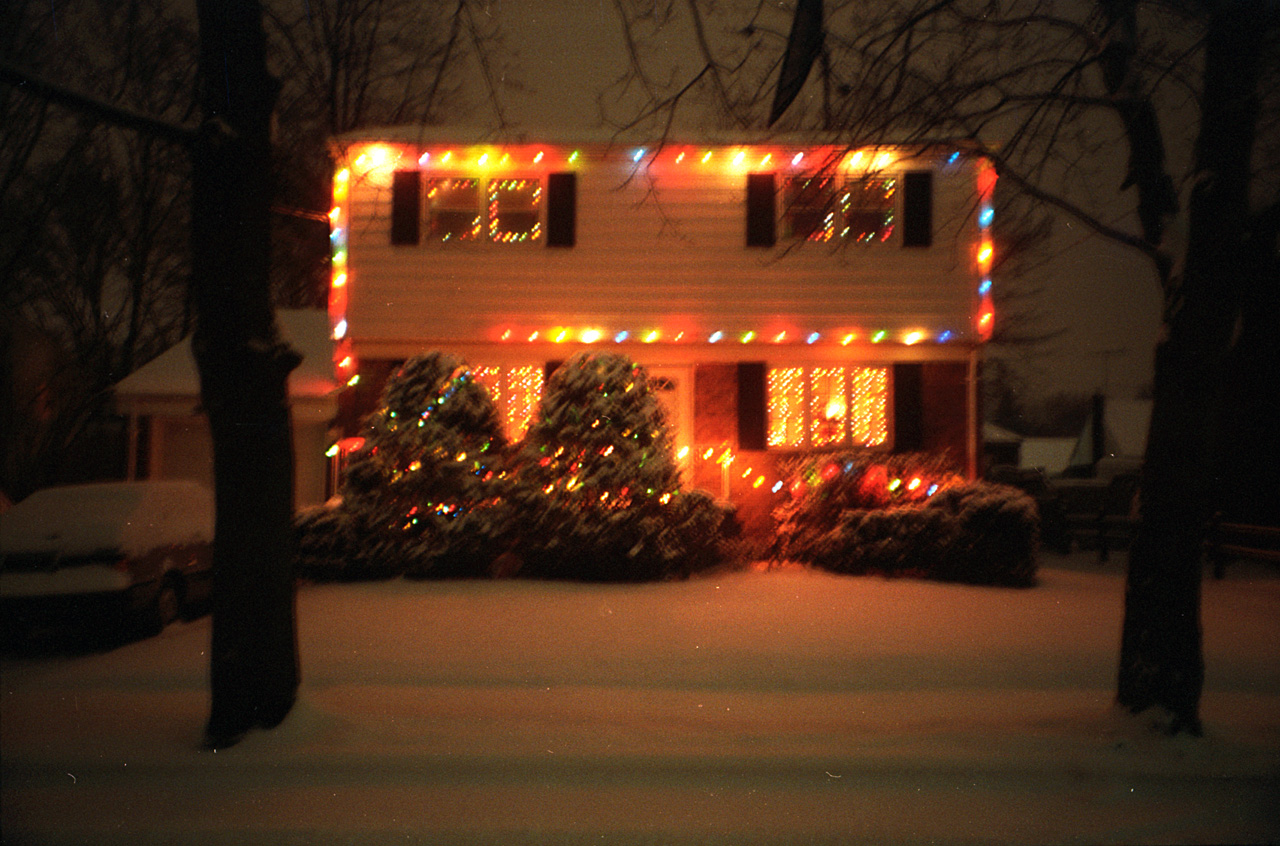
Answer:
983;422;1023;444
114;310;337;401
0;480;213;558
332;125;985;156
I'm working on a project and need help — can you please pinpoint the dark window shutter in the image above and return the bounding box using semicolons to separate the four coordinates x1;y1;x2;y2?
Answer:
893;363;923;451
391;170;421;245
737;362;767;450
902;170;933;247
746;173;776;247
547;172;577;247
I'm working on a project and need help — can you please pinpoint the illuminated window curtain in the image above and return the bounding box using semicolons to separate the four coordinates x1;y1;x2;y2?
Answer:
473;365;544;439
488;178;542;242
809;367;847;446
841;177;896;243
426;178;481;241
766;365;889;448
850;366;889;445
766;367;805;446
783;175;836;242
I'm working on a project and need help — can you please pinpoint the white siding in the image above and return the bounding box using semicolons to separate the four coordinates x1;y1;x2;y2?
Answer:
341;147;982;353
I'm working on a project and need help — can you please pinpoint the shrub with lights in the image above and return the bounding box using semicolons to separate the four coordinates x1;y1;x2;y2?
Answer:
507;351;732;581
773;452;1038;586
337;352;510;578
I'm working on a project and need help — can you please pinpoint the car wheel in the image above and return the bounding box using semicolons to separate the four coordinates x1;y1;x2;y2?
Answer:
144;576;184;637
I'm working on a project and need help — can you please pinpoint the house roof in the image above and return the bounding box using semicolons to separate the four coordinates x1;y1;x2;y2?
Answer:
331;125;984;156
114;309;338;402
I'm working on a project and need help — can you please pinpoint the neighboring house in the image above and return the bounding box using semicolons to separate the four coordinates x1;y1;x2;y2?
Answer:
329;129;995;531
113;309;339;509
1067;396;1152;474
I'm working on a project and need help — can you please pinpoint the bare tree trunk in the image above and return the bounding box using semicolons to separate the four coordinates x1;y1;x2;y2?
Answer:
192;0;300;749
1117;2;1265;735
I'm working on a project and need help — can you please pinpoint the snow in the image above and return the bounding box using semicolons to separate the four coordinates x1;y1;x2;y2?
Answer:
3;552;1278;844
0;481;213;559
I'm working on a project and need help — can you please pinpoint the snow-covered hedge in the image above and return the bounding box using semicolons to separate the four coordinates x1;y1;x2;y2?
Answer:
773;453;1039;586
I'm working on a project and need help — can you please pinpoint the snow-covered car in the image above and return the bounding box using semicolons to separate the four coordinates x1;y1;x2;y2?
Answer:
0;480;214;643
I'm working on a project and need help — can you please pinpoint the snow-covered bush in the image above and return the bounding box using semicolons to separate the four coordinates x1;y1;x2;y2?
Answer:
774;453;1038;586
294;501;383;582
337;352;511;579
506;352;733;581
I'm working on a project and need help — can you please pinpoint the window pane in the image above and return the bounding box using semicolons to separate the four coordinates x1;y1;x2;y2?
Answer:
784;175;836;242
427;178;481;241
850;366;889;445
488;179;543;243
767;367;805;447
842;177;896;243
472;365;544;439
809;367;847;447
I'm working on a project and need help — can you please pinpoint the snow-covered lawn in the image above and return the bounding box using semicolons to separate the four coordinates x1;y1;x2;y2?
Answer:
3;552;1278;845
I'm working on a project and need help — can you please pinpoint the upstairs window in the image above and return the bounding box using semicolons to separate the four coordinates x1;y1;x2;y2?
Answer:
841;177;896;243
426;178;483;242
767;365;889;449
488;179;542;243
393;172;570;246
783;174;837;242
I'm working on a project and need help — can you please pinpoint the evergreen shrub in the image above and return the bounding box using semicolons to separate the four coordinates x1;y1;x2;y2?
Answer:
506;352;733;581
334;352;510;579
774;452;1038;586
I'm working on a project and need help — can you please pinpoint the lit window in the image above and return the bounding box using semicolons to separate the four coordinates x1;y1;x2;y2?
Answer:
767;365;888;448
783;175;836;242
472;365;544;438
841;177;896;243
488;179;542;243
427;178;482;241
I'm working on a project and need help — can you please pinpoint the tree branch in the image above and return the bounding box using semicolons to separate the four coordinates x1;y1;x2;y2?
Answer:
0;60;196;147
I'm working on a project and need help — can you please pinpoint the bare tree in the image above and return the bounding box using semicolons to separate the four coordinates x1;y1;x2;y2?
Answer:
265;0;510;307
608;0;1280;733
1;0;196;500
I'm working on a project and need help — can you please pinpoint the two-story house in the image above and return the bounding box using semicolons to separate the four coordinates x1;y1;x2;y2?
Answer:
329;128;995;532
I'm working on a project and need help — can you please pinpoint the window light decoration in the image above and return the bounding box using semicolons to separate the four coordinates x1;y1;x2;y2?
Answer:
842;177;896;243
767;365;888;449
427;178;482;241
488;178;542;242
472;365;544;439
